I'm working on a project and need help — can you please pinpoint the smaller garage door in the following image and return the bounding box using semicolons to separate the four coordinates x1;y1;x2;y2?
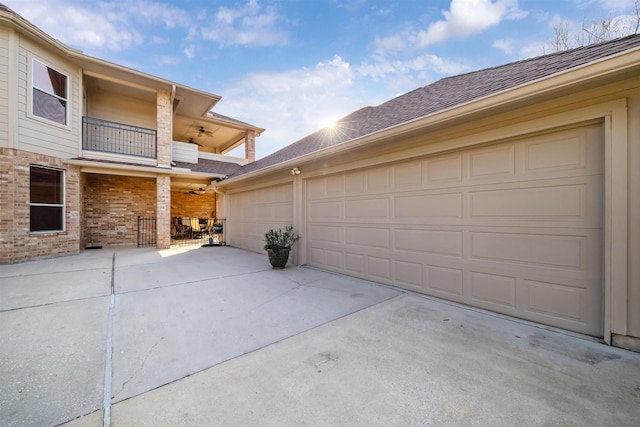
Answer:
306;125;603;336
229;183;293;253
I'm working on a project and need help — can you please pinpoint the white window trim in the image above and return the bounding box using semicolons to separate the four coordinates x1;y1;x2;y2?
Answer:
29;57;70;129
29;165;66;234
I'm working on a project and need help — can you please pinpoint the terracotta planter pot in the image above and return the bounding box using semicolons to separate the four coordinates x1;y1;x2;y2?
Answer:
267;248;290;268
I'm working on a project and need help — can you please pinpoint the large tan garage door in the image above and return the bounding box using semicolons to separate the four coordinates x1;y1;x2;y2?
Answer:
229;183;293;253
306;125;603;336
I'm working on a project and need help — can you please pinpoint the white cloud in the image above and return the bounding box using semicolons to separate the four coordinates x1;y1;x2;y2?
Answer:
217;56;366;157
217;51;471;158
184;45;197;60
357;54;469;80
199;0;289;47
374;0;527;55
11;0;189;51
493;38;512;54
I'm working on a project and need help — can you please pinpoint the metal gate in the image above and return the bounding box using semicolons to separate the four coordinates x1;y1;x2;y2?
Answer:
137;216;157;247
171;217;226;248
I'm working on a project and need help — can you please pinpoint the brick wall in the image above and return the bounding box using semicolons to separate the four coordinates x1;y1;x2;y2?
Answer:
83;174;156;247
0;148;81;263
170;190;216;218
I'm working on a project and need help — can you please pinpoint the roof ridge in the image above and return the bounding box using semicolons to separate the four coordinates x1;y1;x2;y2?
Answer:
434;33;640;85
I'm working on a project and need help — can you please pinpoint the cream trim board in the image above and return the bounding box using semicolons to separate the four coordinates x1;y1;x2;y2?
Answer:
605;100;629;341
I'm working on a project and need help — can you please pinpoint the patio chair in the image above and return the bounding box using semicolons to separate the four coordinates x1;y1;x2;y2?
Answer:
174;217;192;239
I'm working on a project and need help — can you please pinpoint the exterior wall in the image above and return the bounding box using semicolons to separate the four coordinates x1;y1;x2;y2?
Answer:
0;148;81;263
228;182;293;255
625;87;640;339
0;27;10;148
172;140;198;163
170;190;216;218
156;175;171;249
85;89;156;129
82;174;156;247
16;35;80;159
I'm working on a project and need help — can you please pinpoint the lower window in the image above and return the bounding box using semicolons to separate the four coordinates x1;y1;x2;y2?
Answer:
30;166;64;232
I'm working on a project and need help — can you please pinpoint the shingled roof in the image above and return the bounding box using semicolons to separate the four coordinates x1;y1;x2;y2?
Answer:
231;34;640;178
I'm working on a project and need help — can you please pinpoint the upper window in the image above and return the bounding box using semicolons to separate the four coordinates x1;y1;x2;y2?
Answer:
30;166;65;232
32;59;68;126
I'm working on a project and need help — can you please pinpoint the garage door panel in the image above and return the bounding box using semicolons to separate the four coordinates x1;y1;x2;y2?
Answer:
395;193;463;219
394;160;423;187
427;266;463;296
395;229;462;256
345;253;365;274
308;200;343;219
469;232;586;270
424;154;463;184
524;132;588;172
306;124;603;336
468;144;516;179
230;183;293;254
345;227;389;248
524;279;585;321
366;167;391;190
395;260;424;290
470;184;586;218
309;224;342;243
469;271;517;308
367;256;391;280
345;197;390;218
345;171;365;193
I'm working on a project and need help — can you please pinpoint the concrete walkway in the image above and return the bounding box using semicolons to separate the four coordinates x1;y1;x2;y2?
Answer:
1;247;639;426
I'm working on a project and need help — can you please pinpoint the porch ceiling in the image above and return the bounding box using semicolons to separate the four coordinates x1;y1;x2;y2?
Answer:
170;177;216;194
172;115;246;154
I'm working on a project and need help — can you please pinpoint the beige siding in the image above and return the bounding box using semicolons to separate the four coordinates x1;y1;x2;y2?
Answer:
0;27;9;148
16;36;80;158
306;125;604;336
172;140;198;163
229;183;293;254
86;89;156;129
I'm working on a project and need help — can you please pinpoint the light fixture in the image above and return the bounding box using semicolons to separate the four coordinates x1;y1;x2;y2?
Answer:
290;167;301;175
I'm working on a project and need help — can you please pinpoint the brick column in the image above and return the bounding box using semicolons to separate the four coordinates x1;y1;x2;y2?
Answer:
156;89;172;168
156;174;171;249
245;130;255;162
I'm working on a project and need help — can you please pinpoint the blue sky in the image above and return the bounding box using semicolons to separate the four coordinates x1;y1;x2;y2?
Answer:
8;0;637;158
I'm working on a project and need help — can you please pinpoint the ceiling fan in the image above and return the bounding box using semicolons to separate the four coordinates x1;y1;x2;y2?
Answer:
187;187;206;195
198;126;214;137
187;137;203;147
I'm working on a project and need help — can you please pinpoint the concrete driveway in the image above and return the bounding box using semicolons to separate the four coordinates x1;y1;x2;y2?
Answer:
1;247;639;426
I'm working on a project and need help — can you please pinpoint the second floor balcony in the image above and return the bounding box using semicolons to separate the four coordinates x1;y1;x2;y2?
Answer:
82;116;157;159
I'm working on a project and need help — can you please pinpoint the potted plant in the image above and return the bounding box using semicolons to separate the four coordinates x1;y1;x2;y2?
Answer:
264;225;300;268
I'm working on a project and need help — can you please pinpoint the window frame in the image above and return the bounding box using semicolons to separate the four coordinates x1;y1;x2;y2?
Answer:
29;165;66;233
30;57;70;128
